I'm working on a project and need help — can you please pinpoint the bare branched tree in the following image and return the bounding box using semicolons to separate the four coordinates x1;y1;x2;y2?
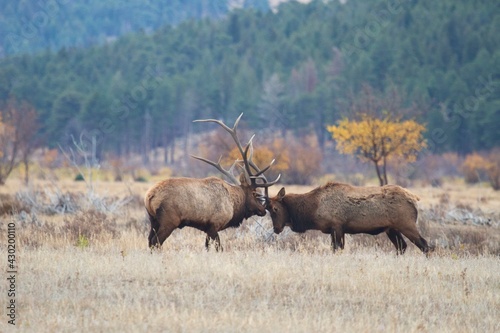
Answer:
0;98;39;185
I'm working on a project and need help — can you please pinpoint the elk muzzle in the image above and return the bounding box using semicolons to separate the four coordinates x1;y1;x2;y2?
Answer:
273;224;284;234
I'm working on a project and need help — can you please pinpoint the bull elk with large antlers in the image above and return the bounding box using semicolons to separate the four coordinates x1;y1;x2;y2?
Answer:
266;183;432;255
144;114;279;250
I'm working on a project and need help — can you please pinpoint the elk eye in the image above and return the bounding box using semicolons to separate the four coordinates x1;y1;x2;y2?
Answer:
272;206;278;213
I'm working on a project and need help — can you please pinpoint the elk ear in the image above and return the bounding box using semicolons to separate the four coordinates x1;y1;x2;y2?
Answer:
239;173;249;186
277;187;286;201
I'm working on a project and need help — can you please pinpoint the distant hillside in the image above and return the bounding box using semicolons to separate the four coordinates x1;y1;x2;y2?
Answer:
0;0;270;56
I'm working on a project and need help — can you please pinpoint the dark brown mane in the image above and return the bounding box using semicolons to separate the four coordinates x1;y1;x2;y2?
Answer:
282;193;320;233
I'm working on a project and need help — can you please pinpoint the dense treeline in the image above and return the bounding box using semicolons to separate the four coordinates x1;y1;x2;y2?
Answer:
0;0;269;56
0;0;498;159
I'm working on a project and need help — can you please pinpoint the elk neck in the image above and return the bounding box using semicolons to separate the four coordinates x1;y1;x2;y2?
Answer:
226;185;249;227
282;193;319;232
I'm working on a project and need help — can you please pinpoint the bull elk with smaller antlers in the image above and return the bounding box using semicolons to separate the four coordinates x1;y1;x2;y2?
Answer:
266;183;432;255
144;114;279;250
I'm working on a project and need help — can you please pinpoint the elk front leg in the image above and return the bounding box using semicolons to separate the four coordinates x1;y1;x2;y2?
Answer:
206;228;223;252
214;233;222;252
331;228;344;252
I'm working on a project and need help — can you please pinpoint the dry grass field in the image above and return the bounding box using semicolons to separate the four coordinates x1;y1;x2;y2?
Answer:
1;178;499;332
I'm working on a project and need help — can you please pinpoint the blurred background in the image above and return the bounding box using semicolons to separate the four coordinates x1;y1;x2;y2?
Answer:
0;0;498;188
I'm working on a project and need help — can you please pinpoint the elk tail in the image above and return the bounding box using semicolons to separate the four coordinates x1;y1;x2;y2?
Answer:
144;190;156;217
408;192;420;203
401;189;420;225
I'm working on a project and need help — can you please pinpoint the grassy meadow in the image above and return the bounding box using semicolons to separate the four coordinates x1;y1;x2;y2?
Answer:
0;176;499;332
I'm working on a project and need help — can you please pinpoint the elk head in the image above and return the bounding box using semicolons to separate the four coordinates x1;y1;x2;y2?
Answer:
238;173;267;217
266;187;289;234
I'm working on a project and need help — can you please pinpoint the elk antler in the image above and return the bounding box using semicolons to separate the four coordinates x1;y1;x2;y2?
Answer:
192;113;280;193
193;113;255;180
190;155;240;185
244;140;281;197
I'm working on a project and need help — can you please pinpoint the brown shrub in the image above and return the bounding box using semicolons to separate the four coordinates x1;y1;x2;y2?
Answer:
0;193;30;215
283;135;323;185
64;210;118;243
40;148;60;169
438;227;491;255
462;153;489;183
461;150;500;190
486;149;500;190
419;152;462;184
195;131;322;185
124;217;149;234
438;193;450;205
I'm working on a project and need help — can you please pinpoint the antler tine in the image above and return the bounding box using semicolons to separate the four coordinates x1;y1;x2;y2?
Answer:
246;140;275;177
193;113;246;156
246;139;275;181
253;159;275;177
192;113;243;133
194;113;256;180
227;159;240;175
190;155;240;185
242;135;275;186
242;135;257;180
244;138;281;196
252;174;281;188
252;174;281;197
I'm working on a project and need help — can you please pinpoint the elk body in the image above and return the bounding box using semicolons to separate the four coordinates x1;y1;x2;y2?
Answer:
267;183;432;254
145;114;278;250
145;174;265;250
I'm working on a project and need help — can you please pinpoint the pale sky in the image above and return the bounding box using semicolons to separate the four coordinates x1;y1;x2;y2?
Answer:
269;0;312;9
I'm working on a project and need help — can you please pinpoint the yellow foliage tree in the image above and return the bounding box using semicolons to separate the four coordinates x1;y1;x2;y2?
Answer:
327;114;427;186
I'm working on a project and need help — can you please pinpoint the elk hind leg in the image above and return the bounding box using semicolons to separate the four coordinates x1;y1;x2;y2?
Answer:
149;207;179;249
148;227;159;249
148;212;161;249
151;223;178;249
386;229;407;255
398;225;431;254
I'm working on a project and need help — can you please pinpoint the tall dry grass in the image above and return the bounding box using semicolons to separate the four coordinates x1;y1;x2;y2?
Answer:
0;179;499;332
4;233;500;332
